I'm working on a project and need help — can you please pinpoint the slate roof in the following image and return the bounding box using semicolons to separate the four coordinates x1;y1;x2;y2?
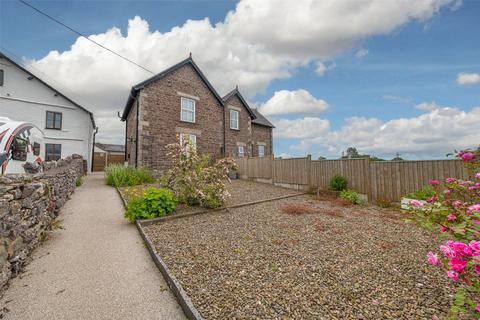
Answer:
251;109;275;128
0;51;96;128
222;88;257;120
121;57;225;121
95;143;125;153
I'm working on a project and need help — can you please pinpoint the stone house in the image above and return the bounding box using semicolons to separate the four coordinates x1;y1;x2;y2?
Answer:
120;56;274;173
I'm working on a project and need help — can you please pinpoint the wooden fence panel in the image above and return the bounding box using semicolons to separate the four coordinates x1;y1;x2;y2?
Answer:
310;158;370;194
274;157;309;184
369;160;467;201
235;156;468;202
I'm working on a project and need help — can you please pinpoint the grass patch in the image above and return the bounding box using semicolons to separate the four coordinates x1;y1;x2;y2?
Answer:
104;164;154;187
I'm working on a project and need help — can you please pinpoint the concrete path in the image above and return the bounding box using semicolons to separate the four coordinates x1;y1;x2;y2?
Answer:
0;173;185;320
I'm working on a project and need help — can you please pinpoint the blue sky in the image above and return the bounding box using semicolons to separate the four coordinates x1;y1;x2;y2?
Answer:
1;0;479;159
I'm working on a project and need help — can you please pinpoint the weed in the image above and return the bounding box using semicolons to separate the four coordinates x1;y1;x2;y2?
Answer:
75;177;83;187
339;189;362;205
270;263;279;272
281;202;316;215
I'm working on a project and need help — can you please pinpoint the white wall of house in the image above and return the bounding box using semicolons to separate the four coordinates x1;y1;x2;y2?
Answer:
0;55;94;171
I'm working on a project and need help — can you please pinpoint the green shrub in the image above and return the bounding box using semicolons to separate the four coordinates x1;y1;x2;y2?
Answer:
330;175;348;191
340;189;362;205
104;164;154;187
406;185;436;200
125;187;177;222
75;177;83;187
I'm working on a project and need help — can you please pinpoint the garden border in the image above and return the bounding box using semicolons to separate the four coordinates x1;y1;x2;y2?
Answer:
115;186;307;319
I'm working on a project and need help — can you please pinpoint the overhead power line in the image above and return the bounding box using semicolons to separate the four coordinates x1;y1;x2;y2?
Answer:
18;0;155;75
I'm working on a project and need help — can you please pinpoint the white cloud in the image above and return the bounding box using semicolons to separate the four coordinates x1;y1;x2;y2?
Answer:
259;89;329;116
315;62;335;76
457;72;480;86
355;49;369;59
26;0;459;143
275;104;480;159
273;117;330;139
415;101;442;111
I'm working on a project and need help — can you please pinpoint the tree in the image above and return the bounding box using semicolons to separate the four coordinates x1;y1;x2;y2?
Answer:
391;153;404;161
317;156;327;160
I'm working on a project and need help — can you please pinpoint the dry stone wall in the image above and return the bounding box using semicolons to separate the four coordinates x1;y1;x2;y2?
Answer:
0;155;84;289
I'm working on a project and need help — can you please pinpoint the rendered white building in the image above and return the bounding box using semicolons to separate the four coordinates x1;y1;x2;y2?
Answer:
0;52;96;171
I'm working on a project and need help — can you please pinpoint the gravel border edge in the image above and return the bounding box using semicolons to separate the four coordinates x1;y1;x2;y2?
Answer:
135;220;204;320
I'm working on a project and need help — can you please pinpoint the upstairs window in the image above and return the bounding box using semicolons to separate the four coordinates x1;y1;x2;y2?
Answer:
230;110;239;130
238;145;244;158
258;145;265;157
180;97;195;123
46;111;62;130
45;143;62;161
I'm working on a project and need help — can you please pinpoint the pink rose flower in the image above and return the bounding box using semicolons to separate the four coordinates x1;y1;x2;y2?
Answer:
447;270;460;282
446;177;456;183
461;152;475;161
410;199;424;208
426;196;437;203
440;226;449;232
440;243;457;258
468;204;480;212
451;242;473;257
476;172;480;179
429;179;440;185
449;258;468;272
469;240;480;253
452;200;462;208
427;251;440;266
444;189;452;194
472;219;480;225
447;214;457;221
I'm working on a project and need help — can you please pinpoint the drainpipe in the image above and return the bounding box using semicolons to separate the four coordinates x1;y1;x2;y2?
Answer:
91;126;98;172
135;96;139;168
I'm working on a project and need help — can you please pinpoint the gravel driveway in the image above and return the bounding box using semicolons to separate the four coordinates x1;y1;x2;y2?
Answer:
144;186;453;319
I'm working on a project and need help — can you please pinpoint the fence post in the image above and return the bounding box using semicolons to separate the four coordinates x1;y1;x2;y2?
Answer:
271;154;275;185
307;154;312;189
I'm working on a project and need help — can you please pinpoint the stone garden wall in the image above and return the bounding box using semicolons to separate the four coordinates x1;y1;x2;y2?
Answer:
0;155;85;289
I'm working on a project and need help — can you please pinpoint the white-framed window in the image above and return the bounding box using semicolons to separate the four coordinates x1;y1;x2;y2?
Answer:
179;133;197;154
230;110;239;130
181;97;195;123
258;145;265;157
238;145;244;158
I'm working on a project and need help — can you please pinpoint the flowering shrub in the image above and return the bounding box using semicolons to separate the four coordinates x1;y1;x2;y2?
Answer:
407;148;480;318
125;187;177;222
164;137;236;208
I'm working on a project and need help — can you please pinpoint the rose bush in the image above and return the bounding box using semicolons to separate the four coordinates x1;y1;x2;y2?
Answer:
163;137;236;208
407;147;480;319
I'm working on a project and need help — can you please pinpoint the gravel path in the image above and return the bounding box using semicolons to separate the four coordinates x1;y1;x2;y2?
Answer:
0;173;185;320
144;189;454;319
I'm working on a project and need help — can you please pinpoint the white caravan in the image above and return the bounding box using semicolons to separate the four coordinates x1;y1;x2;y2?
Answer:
0;117;44;174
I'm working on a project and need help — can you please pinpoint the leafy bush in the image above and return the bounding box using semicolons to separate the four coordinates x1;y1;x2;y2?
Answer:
330;175;348;191
339;189;362;205
125;187;177;222
406;185;436;200
104;164;154;187
164;138;236;208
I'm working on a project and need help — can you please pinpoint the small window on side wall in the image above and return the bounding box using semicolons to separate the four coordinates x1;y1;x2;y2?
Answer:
45;143;61;161
46;111;62;130
179;133;197;155
180;97;195;123
238;146;244;158
230;110;239;130
258;145;265;157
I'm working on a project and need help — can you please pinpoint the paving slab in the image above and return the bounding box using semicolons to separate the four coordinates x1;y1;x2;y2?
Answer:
0;173;185;320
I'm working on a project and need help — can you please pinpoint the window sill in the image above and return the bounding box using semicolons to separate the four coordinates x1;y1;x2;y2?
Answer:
45;128;62;131
180;120;196;124
230;127;240;131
